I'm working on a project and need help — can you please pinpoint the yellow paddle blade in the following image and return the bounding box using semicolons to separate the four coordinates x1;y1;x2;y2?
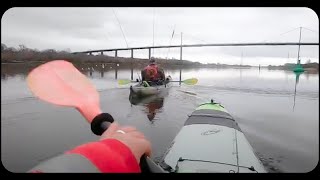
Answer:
182;78;198;85
118;79;134;85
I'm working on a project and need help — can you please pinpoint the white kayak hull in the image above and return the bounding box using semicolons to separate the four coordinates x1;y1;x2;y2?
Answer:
159;102;267;173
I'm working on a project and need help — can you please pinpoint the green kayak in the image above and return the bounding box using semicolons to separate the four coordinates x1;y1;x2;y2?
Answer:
145;100;267;173
130;76;172;97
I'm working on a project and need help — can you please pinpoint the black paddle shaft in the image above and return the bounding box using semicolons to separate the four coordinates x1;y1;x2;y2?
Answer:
91;113;114;135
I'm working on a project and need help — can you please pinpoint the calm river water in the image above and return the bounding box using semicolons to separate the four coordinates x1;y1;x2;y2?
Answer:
1;62;318;173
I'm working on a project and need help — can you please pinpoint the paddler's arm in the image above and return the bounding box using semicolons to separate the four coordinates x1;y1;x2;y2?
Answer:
158;68;165;80
29;123;152;173
141;69;146;81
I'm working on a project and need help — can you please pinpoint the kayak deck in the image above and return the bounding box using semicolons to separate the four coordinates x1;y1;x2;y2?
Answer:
160;102;266;173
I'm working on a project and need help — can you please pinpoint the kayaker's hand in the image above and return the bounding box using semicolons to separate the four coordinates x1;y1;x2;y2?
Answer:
100;122;152;163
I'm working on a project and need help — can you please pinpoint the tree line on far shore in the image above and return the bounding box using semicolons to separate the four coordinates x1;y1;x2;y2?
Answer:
1;43;318;71
1;43;202;68
267;62;319;71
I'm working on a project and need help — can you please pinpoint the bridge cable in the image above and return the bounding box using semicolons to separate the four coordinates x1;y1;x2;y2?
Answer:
112;8;129;48
152;8;155;57
166;24;176;60
301;27;318;34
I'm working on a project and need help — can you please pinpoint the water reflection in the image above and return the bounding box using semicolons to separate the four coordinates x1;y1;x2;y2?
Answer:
129;92;165;123
1;62;42;79
116;65;118;79
293;71;303;111
179;68;182;85
72;63;119;79
100;70;104;78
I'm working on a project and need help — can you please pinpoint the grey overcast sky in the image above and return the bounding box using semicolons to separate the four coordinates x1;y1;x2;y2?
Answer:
1;7;319;65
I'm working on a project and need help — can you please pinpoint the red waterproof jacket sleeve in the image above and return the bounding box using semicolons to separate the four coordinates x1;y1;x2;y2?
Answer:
67;139;141;173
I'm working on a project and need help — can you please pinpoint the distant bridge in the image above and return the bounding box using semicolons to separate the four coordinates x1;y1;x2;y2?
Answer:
73;42;319;60
73;42;319;82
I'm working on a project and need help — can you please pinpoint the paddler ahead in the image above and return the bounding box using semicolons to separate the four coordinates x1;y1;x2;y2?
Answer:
141;58;166;86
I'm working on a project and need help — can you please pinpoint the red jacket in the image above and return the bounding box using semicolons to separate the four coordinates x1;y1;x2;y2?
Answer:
29;139;140;173
143;64;161;81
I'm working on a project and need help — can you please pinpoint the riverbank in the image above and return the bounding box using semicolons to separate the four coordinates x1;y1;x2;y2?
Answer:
2;43;318;71
1;44;251;69
267;63;319;73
